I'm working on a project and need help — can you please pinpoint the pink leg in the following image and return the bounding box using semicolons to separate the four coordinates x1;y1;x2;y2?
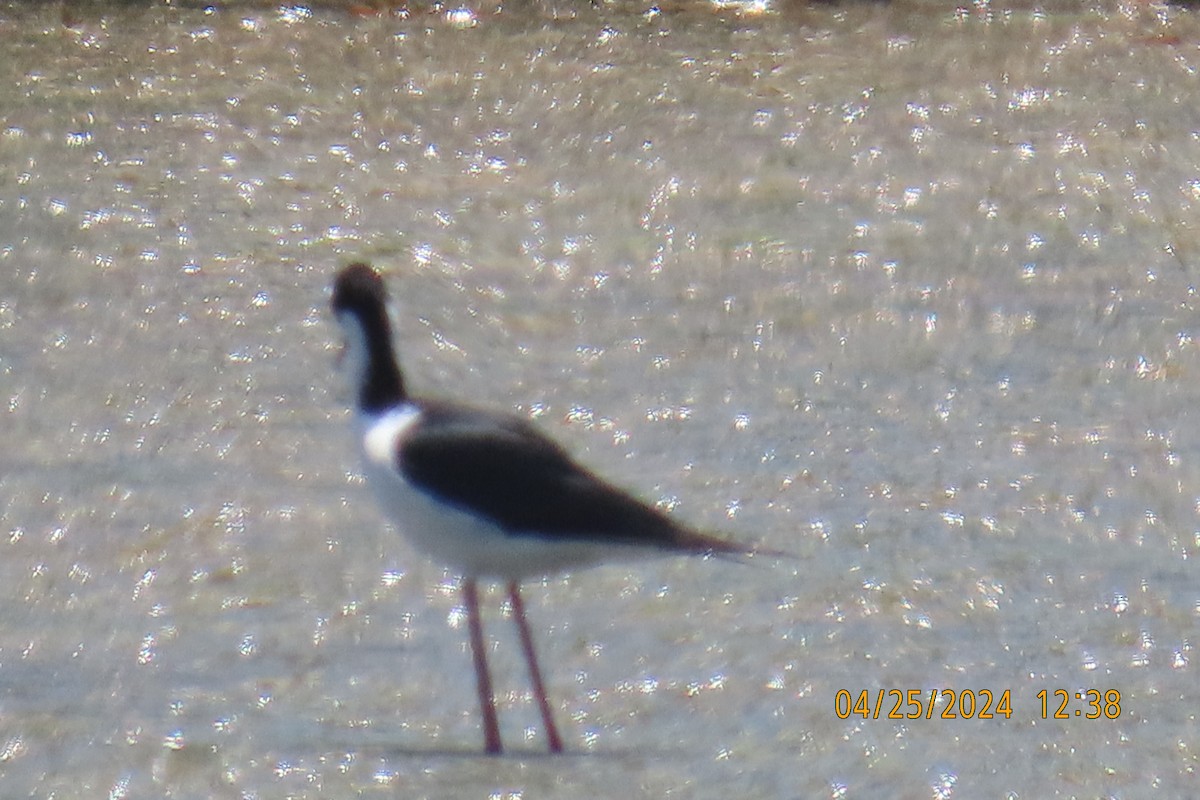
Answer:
508;581;564;753
464;579;502;755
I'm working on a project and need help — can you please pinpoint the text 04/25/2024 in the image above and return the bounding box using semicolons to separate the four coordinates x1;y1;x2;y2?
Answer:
833;688;1122;721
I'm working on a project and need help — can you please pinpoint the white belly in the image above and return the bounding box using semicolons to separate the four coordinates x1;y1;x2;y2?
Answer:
357;406;622;580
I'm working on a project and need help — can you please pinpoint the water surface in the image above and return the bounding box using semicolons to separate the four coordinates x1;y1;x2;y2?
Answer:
2;1;1199;797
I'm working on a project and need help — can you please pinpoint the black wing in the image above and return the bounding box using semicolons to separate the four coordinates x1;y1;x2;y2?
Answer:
398;401;720;550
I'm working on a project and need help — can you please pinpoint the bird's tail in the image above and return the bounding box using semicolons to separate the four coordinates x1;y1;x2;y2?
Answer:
673;526;794;563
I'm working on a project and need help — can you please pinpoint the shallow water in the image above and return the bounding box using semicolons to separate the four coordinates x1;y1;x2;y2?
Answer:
2;0;1200;797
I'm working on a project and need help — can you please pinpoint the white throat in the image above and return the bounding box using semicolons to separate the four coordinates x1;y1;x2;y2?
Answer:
336;310;374;404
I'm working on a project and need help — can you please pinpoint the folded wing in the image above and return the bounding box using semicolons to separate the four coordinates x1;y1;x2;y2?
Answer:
398;402;743;555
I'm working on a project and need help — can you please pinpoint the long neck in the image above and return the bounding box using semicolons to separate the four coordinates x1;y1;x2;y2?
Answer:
341;309;407;413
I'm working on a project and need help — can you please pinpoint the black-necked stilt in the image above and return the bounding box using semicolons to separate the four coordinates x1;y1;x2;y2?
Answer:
331;262;776;755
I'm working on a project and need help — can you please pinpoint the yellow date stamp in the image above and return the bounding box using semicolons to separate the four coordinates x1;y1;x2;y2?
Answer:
833;688;1122;720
